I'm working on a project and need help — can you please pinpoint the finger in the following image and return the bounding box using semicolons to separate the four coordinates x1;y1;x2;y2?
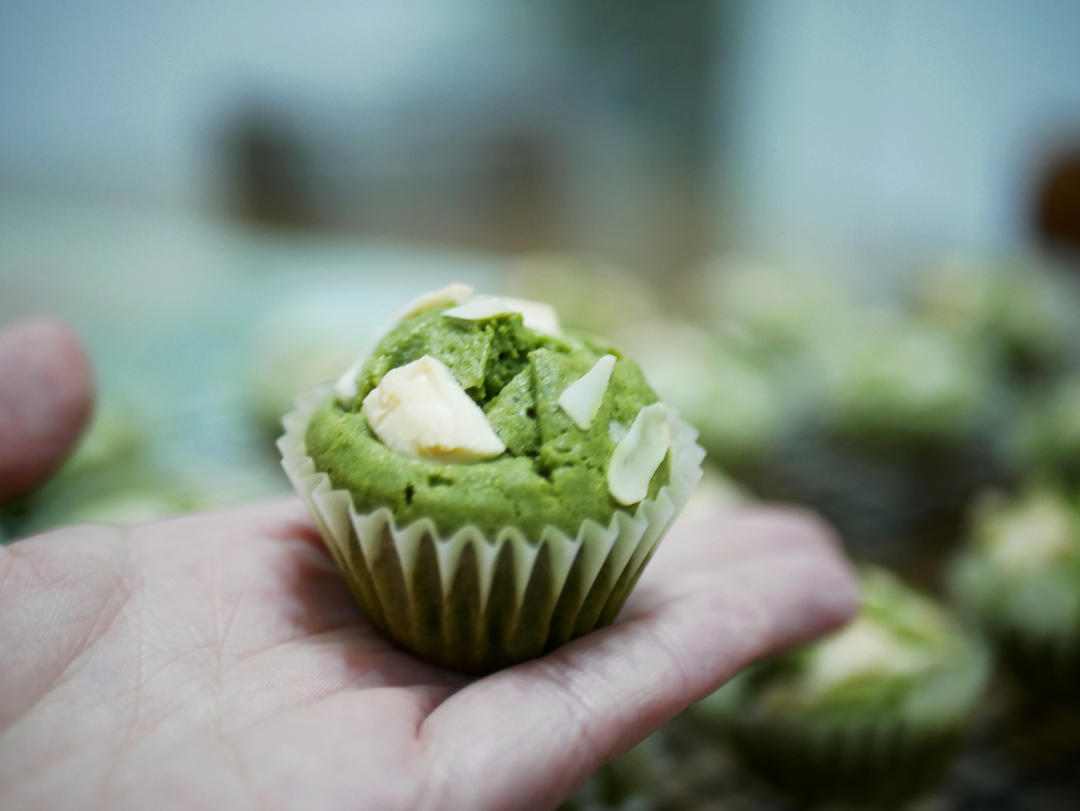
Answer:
626;505;854;642
0;317;94;502
418;506;857;811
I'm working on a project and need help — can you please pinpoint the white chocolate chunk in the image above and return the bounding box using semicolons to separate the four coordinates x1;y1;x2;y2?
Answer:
990;501;1074;570
334;357;366;404
558;354;616;429
362;355;505;461
805;618;929;694
608;421;628;444
607;403;671;505
807;620;897;687
444;295;561;335
397;282;474;322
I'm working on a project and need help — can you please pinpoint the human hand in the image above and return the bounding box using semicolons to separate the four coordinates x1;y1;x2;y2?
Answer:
0;317;857;811
0;499;854;810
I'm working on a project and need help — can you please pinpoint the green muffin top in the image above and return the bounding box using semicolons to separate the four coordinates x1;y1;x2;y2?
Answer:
913;254;1073;372
304;285;673;539
702;259;851;358
713;567;986;727
819;316;987;443
952;487;1080;641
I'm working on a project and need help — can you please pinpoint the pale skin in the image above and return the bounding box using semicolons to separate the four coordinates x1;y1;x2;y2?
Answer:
0;318;857;811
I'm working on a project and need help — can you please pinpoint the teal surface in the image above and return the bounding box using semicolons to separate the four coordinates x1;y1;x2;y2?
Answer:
0;189;501;535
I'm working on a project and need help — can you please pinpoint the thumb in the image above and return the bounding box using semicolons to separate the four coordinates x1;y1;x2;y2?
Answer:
0;317;94;502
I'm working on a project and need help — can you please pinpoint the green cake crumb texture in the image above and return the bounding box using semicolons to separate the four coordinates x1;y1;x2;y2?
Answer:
305;306;670;538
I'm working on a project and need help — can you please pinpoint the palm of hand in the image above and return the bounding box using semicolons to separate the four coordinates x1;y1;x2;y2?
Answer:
0;498;853;811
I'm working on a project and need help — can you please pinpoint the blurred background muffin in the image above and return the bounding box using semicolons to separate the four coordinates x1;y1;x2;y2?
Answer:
1012;377;1080;486
693;567;989;807
912;255;1077;380
951;486;1080;696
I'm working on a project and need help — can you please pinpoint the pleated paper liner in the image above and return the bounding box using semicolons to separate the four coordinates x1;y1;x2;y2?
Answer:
727;712;966;807
981;624;1080;699
279;386;704;673
950;558;1080;699
696;644;990;808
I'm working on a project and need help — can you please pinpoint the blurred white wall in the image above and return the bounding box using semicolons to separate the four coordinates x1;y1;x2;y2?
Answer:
5;0;1080;259
713;0;1080;255
0;0;554;206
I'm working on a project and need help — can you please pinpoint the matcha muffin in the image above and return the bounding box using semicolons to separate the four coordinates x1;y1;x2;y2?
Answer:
816;314;988;447
279;284;703;672
700;258;851;361
697;566;988;806
750;314;1001;569
913;254;1074;379
950;486;1080;695
1012;378;1080;485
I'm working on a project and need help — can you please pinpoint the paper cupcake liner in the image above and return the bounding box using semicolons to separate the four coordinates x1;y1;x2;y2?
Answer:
727;712;965;807
278;386;704;673
950;561;1080;698
747;417;1004;578
987;625;1080;699
695;645;988;808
